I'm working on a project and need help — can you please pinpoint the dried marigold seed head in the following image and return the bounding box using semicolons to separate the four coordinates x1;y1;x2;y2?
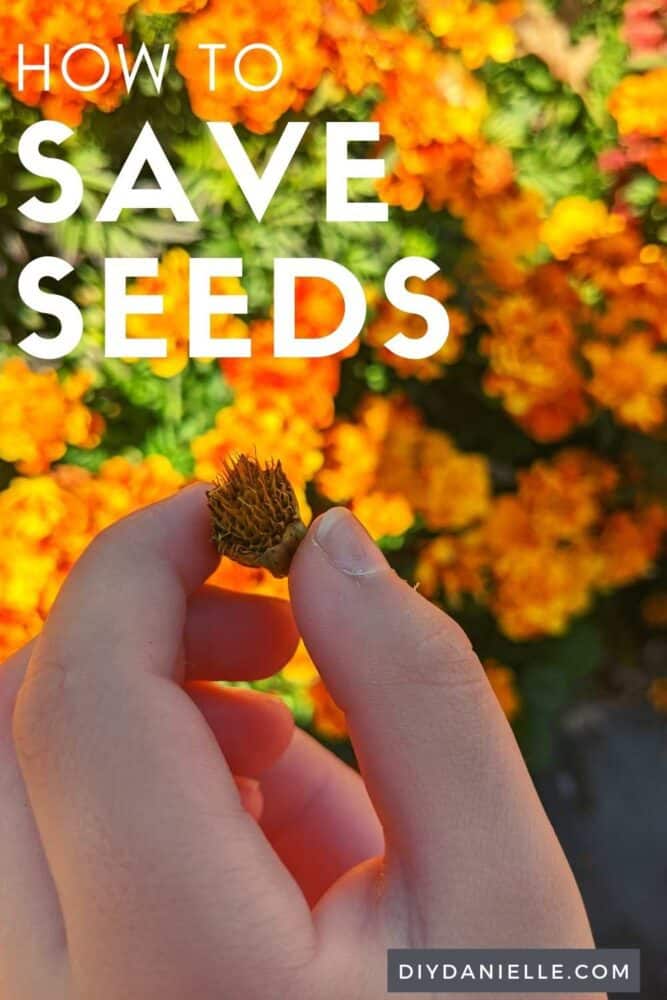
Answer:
207;454;307;578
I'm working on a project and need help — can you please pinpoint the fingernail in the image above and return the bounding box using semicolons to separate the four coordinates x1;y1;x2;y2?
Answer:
314;508;388;576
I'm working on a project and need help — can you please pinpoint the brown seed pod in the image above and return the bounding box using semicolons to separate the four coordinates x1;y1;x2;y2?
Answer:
207;454;307;578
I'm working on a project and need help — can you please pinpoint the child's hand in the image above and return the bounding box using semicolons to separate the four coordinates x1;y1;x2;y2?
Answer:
0;486;601;1000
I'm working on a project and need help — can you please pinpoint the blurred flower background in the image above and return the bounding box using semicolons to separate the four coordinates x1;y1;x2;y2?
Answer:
0;0;665;771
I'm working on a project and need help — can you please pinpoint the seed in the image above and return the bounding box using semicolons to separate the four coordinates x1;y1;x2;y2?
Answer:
207;453;307;578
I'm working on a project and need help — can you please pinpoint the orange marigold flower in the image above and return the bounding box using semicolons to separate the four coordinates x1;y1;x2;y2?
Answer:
317;395;491;532
191;392;323;495
642;591;667;628
648;677;667;712
310;679;347;740
583;333;667;432
176;0;327;133
608;67;667;138
0;358;104;475
481;288;588;441
0;0;134;124
489;538;599;639
365;275;469;379
596;506;664;589
540;197;625;261
484;659;521;720
125;248;248;378
415;530;488;607
515;450;618;543
462;186;544;288
221;317;341;431
351;490;414;539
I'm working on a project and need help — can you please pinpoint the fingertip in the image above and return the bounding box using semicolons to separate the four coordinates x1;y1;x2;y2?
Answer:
185;587;300;681
188;684;295;777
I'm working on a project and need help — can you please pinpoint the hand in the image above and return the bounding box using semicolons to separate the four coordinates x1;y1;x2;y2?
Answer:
0;486;601;1000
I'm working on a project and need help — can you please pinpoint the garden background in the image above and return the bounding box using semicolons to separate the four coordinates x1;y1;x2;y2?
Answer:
0;4;666;971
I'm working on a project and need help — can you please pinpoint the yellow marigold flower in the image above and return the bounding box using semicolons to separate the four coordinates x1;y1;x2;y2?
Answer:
140;0;207;11
583;333;667;432
176;0;327;133
608;68;667;138
540;197;625;260
124;248;247;378
0;0;134;124
351;491;414;540
0;608;43;665
191;392;323;494
0;358;104;475
0;457;183;659
422;0;521;69
415;530;488;607
414;431;491;531
365;275;469;379
484;659;521;721
648;677;667;712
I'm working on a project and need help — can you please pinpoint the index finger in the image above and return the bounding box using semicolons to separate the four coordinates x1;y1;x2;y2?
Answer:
13;485;313;1000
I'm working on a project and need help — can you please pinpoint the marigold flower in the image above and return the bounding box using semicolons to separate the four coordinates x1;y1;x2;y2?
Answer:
0;456;183;658
609;67;667;138
192;392;323;495
0;0;134;124
540;197;625;261
125;248;247;378
596;507;664;589
484;659;521;721
642;591;667;628
365;275;469;379
583;334;667;432
422;0;521;68
481;286;588;441
351;491;414;540
317;395;490;532
176;0;327;133
0;358;104;475
310;679;347;739
648;677;667;713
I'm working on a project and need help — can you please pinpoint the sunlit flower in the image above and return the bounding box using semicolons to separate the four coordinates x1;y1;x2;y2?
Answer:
422;0;521;69
609;67;667;138
0;358;104;475
484;659;521;720
540;197;625;261
583;334;667;432
125;248;247;378
176;0;327;133
0;0;134;124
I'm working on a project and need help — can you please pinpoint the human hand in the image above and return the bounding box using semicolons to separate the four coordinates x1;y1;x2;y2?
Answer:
0;486;601;1000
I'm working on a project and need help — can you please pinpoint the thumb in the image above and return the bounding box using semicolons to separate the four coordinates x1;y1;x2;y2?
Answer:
289;508;567;904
